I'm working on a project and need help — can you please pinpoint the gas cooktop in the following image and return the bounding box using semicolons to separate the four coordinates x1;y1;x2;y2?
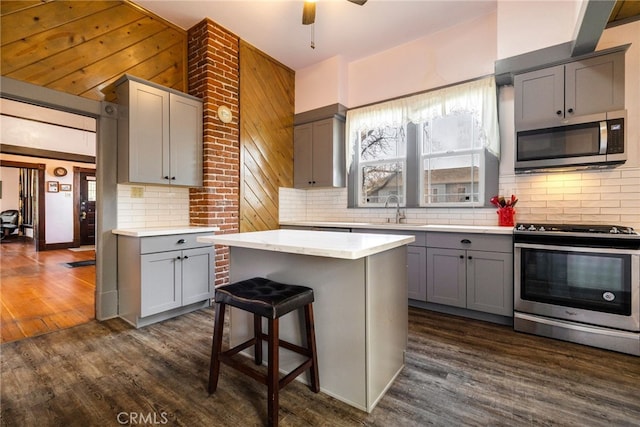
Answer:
515;223;638;235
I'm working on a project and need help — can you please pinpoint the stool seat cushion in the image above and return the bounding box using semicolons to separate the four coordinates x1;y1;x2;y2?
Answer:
215;277;314;319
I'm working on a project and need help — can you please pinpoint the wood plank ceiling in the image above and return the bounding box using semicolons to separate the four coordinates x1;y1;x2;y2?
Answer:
608;0;640;27
0;0;187;101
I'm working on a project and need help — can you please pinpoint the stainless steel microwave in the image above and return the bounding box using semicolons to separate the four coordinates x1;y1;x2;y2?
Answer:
515;110;626;173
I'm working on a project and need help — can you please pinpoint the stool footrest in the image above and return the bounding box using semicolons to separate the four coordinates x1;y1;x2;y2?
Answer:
220;352;314;390
224;338;255;358
220;354;269;385
257;332;313;358
279;359;314;390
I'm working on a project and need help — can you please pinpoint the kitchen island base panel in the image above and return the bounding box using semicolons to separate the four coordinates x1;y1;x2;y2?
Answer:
225;246;408;413
119;300;211;329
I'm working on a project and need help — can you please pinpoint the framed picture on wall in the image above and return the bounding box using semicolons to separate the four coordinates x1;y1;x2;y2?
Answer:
59;184;72;191
47;181;59;193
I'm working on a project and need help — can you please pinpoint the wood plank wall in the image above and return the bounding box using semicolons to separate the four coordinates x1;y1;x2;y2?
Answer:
239;41;295;232
0;0;187;101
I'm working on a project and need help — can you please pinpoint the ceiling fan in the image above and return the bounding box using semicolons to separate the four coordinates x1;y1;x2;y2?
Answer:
302;0;368;25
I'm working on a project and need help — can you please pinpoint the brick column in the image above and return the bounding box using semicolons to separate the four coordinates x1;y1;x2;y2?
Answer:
187;19;240;286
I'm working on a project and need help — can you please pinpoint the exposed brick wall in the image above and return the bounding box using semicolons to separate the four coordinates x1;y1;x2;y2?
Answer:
187;19;240;286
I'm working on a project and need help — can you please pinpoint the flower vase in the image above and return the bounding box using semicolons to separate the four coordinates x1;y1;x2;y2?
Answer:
497;207;515;227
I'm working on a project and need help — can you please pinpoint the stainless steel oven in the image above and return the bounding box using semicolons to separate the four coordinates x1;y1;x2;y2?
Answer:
514;224;640;356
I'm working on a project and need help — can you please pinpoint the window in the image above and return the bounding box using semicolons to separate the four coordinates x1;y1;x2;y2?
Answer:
347;77;499;208
420;112;486;205
357;125;406;205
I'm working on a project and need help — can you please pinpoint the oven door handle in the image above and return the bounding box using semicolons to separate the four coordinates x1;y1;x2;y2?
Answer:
515;242;636;255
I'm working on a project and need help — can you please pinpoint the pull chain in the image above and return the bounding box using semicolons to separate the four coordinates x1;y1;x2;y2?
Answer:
310;23;315;49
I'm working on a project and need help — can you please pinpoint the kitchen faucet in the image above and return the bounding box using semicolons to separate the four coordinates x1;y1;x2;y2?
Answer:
384;195;405;224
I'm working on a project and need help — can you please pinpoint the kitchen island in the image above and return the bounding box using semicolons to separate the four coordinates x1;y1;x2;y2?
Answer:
197;229;414;412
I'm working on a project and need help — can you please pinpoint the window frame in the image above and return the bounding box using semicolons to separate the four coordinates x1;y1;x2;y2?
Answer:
355;124;408;207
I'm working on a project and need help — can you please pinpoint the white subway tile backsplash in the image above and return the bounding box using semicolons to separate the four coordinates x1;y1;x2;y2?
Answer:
117;184;190;228
280;166;640;230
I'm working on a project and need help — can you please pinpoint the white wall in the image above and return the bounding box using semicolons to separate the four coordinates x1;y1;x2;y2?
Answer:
347;11;497;109
295;55;348;113
0;98;96;157
295;11;497;112
0;167;20;211
496;0;583;59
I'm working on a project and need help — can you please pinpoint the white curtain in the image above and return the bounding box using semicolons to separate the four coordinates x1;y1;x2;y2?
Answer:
346;76;500;168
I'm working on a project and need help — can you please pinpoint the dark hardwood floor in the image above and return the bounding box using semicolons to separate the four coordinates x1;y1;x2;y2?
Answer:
1;306;638;426
0;238;95;343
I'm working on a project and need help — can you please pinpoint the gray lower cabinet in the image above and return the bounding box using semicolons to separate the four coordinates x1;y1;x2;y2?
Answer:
426;232;513;316
357;229;428;301
281;225;513;317
407;245;427;300
118;233;214;327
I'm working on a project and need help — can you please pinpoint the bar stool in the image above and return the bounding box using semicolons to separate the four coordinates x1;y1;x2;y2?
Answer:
208;277;320;426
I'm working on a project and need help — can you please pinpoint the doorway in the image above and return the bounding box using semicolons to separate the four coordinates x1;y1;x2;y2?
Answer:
1;103;98;340
2;75;120;324
0;160;45;251
74;168;96;247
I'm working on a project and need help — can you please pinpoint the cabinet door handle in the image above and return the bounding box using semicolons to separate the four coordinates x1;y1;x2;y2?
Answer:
183;255;189;259
459;255;464;259
556;110;562;116
567;108;574;114
164;176;170;180
177;239;186;244
176;256;182;260
468;256;473;260
171;176;176;180
460;239;471;244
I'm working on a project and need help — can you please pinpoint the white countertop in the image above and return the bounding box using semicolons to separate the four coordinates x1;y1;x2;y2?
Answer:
197;229;415;260
280;221;513;235
112;226;220;237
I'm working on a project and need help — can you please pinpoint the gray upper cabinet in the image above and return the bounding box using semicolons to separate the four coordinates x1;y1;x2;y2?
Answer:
294;116;345;188
514;51;625;131
116;75;203;187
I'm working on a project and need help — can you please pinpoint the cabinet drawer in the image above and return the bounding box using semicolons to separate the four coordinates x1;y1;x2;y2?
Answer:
427;232;512;253
140;233;213;254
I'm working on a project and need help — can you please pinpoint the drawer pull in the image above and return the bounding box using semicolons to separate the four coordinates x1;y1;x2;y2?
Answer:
460;239;471;244
177;239;186;244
